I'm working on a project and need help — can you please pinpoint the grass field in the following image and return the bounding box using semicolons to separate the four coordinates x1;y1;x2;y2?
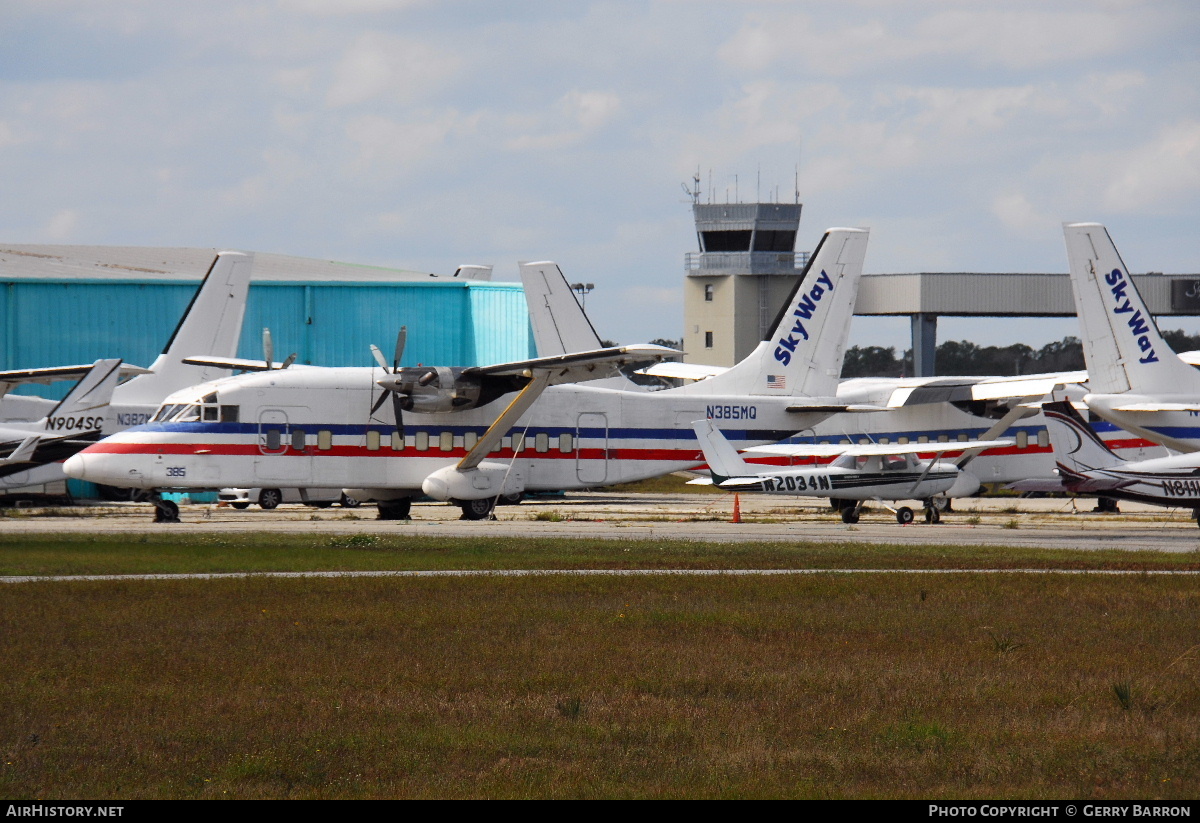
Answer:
2;534;1199;799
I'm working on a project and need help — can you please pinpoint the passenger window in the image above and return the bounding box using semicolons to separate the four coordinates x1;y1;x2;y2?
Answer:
937;434;949;443
535;433;549;453
318;430;332;450
266;429;281;451
440;432;453;451
898;436;909;444
558;433;573;453
1037;429;1049;448
1017;431;1029;449
512;433;525;453
464;431;478;451
392;434;405;452
291;429;306;450
415;432;429;451
918;435;929;444
957;433;969;442
367;430;380;451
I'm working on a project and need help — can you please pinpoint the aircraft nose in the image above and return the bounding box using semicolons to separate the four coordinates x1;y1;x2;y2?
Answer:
63;453;87;479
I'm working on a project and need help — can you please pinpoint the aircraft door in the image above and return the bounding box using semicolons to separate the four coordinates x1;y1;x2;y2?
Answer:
256;407;313;483
576;412;608;484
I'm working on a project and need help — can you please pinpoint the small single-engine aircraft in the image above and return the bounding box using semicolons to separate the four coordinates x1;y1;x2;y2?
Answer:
1008;400;1200;526
0;359;125;479
0;251;254;493
690;418;1011;525
65;227;879;523
1064;222;1200;453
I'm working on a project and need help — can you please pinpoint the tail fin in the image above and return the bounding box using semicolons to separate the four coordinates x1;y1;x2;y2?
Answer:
1063;223;1198;395
691;418;753;482
41;358;123;436
1040;400;1124;475
674;227;869;398
519;261;605;356
116;251;254;404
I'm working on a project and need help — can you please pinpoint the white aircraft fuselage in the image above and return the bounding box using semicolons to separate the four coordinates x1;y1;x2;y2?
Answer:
65;366;826;496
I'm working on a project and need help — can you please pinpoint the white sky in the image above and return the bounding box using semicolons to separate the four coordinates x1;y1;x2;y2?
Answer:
2;0;1198;354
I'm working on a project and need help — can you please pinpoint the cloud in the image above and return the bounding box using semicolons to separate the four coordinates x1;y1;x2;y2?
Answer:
506;90;622;151
42;209;79;241
343;110;481;180
992;192;1056;238
1103;121;1200;211
326;31;462;107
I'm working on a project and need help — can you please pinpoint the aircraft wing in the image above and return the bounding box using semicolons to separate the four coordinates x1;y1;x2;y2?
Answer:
466;344;682;387
1179;350;1200;367
1006;476;1133;494
883;372;1088;407
182;355;312;372
0;363;151;386
743;438;1013;458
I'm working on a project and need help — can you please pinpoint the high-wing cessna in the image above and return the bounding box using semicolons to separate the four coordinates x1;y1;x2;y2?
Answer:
1064;222;1200;453
0;251;254;492
0;360;125;479
690;418;1009;525
1009;400;1200;526
65;227;877;523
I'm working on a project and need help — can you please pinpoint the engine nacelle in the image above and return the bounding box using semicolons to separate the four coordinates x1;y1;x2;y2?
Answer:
938;467;981;499
421;461;526;502
379;367;523;414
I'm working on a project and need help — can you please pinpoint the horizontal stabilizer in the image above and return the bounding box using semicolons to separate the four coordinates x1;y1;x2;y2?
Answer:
0;435;40;465
0;363;150;387
1110;402;1200;412
785;403;887;414
637;362;722;381
182;355;309;372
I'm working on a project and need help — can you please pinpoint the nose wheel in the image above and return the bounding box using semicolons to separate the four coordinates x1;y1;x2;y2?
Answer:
840;503;861;524
895;506;914;525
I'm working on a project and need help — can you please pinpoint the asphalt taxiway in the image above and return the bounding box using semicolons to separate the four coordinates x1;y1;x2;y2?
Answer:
3;492;1199;554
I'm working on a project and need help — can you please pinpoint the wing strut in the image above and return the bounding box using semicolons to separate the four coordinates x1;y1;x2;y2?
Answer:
457;370;552;471
955;401;1033;469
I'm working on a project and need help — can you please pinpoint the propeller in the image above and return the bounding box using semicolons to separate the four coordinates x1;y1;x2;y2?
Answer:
261;328;298;370
370;327;407;439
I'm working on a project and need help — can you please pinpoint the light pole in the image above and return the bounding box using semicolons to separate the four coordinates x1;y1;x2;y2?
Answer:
570;282;594;309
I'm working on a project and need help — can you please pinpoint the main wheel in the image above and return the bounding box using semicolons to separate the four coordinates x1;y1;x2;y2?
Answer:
896;506;915;525
924;506;941;524
460;498;496;520
258;489;283;510
153;498;180;523
339;493;361;509
231;502;250;510
840;507;859;524
498;492;523;506
377;499;411;520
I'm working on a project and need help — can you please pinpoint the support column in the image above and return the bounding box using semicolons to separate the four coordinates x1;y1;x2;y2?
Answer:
911;313;937;377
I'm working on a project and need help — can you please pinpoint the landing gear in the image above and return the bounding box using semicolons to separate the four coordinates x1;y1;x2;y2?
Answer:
258;488;283;510
377;499;412;521
498;492;523;506
1093;497;1120;513
339;493;361;509
923;499;942;524
896;506;915;525
840;504;860;524
151;493;180;523
459;498;496;521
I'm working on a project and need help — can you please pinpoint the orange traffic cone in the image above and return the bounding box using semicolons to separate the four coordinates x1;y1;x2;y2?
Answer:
732;494;741;523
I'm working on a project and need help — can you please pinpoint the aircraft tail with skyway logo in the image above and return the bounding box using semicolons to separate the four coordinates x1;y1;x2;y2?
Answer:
1063;223;1200;396
672;227;870;399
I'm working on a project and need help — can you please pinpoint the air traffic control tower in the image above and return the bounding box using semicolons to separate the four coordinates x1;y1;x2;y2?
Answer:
683;202;810;365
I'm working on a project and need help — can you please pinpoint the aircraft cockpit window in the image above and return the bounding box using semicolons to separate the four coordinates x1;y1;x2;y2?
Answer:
202;405;220;422
831;454;857;470
174;405;200;422
151;404;176;422
220;405;239;423
201;392;218;405
883;455;908;472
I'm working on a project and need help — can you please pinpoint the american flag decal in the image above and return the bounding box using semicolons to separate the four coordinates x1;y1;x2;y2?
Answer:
767;374;786;389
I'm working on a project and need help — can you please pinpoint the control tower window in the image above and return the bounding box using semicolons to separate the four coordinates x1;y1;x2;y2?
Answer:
705;331;714;348
701;230;751;252
704;284;714;302
752;230;796;252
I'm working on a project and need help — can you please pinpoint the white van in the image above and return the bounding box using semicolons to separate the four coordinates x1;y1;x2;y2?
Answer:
218;487;361;510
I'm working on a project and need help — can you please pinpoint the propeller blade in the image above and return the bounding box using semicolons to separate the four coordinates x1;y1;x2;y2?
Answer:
370;389;392;416
280;353;298;369
392;391;405;440
262;328;274;371
370;344;390;372
394;326;407;371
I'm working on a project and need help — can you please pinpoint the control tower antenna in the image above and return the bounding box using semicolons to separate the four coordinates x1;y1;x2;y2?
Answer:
681;168;701;205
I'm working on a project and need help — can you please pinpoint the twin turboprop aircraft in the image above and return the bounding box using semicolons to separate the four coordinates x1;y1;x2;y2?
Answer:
690;418;1009;525
0;251;254;493
65;227;877;522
